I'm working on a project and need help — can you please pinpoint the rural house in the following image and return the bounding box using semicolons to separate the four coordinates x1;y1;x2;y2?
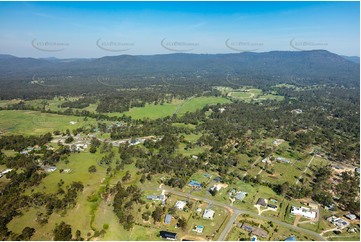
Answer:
203;209;215;219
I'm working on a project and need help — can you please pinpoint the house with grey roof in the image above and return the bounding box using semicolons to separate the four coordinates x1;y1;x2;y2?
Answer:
256;198;267;207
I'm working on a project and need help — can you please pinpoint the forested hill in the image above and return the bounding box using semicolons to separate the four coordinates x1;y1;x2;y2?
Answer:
0;50;359;88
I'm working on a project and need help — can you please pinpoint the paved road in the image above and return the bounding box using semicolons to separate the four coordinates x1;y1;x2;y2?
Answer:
142;186;326;241
217;209;241;241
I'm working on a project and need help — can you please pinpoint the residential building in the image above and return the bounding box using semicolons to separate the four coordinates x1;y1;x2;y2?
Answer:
159;231;177;240
256;198;267;207
147;195;165;201
210;184;222;192
327;216;350;229
175;201;186;210
290;206;316;219
43;165;57;173
188;180;202;189
234;191;247;201
345;213;357;220
240;223;268;238
276;157;291;163
203;209;215;219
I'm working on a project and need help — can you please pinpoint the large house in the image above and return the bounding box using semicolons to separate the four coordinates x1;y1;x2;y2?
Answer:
147;195;165;201
327;216;350;229
240;223;268;238
203;209;215;219
291;206;316;219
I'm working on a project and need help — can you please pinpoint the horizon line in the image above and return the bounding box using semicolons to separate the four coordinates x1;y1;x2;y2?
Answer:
1;49;359;60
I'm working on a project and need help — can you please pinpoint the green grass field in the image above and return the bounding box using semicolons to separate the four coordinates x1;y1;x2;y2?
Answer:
0;110;97;135
120;99;183;120
225;87;284;103
229;91;252;99
177;96;231;116
112;96;231;120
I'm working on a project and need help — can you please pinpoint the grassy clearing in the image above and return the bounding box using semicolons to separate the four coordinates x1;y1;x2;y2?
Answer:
225;87;284;103
120;100;183;120
112;96;231;120
229;91;252;99
0;110;97;135
177;96;232;116
27;151;108;195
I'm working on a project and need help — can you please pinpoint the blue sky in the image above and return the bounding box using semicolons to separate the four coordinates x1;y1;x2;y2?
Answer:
0;1;359;58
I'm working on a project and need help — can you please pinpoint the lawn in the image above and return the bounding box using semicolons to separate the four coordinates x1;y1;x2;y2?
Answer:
0;110;97;135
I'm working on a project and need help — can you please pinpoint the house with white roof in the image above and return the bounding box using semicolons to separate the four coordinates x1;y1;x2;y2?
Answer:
290;206;316;219
203;209;215;219
175;201;187;210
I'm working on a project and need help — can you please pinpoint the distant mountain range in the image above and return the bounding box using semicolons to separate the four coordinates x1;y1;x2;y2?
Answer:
0;50;359;87
341;55;360;64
